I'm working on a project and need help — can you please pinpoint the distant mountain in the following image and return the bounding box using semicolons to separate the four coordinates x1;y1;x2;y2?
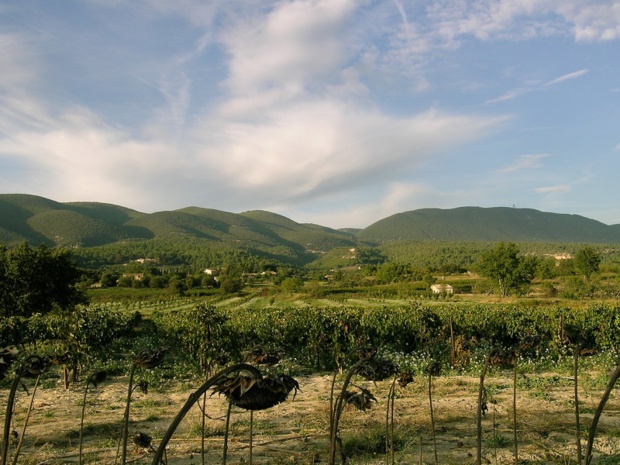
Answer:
1;196;619;253
357;207;620;243
0;194;355;253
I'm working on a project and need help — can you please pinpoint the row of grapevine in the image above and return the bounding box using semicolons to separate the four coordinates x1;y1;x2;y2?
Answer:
154;303;620;372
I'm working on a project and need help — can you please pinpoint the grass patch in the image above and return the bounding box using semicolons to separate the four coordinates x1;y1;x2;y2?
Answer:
342;425;411;460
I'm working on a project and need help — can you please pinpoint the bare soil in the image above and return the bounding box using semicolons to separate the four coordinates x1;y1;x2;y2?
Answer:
3;369;620;464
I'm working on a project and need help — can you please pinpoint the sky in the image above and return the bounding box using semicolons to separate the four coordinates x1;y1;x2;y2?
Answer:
0;0;619;229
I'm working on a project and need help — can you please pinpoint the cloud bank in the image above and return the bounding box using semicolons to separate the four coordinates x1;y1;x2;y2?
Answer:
1;0;619;227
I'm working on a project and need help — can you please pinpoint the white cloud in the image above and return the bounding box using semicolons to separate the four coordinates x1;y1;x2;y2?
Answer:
222;0;356;96
426;0;620;43
284;181;443;229
534;184;572;194
195;103;506;201
542;69;589;87
498;154;551;173
485;88;530;104
1;0;618;226
0;32;41;90
486;68;589;104
0;107;179;207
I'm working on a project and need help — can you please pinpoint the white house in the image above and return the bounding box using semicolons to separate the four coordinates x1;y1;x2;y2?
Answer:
431;284;454;294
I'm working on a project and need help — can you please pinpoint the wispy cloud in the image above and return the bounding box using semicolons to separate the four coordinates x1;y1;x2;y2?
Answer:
534;184;572;194
486;68;589;104
498;154;551;173
542;69;589;87
1;0;619;227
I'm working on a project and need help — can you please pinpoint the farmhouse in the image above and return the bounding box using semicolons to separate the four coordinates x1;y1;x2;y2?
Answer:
430;283;453;294
121;273;144;281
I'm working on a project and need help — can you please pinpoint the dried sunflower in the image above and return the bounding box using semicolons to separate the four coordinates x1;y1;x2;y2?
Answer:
87;370;108;388
397;371;413;388
356;357;399;382
133;348;166;369
0;347;19;381
343;386;376;412
22;355;52;378
213;373;299;411
243;346;282;366
426;361;442;377
488;348;515;368
133;431;153;450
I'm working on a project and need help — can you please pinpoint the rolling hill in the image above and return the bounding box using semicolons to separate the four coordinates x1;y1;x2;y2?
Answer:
0;194;356;254
1;195;619;255
357;207;620;243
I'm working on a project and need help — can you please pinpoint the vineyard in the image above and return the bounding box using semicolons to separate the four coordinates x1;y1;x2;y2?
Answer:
3;299;620;464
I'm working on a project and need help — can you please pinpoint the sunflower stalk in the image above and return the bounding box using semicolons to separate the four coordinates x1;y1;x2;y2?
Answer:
584;362;620;465
328;360;363;465
2;354;48;465
152;364;262;465
1;365;25;465
513;353;519;465
427;362;441;465
11;374;41;465
385;377;397;465
79;371;106;465
476;350;493;465
574;348;582;465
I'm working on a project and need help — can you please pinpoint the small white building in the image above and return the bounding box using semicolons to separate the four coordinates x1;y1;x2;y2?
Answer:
431;284;453;294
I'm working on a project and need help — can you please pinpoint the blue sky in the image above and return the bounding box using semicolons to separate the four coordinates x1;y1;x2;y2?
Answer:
0;0;618;229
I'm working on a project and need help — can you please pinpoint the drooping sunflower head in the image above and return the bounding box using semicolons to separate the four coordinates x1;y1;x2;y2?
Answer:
356;357;399;382
212;372;299;411
0;347;19;381
343;386;377;412
133;348;166;369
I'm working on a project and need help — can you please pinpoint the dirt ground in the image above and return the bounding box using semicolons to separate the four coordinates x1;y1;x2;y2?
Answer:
2;369;620;464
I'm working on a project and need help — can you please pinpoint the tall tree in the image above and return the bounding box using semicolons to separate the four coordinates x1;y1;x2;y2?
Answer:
0;242;87;317
573;246;601;280
476;242;537;297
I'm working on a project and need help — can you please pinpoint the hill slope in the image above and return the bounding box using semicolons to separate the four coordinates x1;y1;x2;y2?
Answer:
357;207;620;243
0;195;355;255
1;196;619;254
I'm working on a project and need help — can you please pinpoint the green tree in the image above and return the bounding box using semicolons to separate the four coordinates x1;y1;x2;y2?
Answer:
219;276;243;294
304;281;325;298
0;242;87;317
376;262;409;284
536;257;559;280
168;277;188;296
573;246;601;280
476;242;537;297
100;273;118;287
280;276;303;294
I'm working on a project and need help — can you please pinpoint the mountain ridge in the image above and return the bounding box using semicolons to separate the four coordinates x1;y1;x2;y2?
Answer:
1;194;619;250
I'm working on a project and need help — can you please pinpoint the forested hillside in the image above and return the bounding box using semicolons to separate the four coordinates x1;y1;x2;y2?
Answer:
2;195;620;271
358;207;620;243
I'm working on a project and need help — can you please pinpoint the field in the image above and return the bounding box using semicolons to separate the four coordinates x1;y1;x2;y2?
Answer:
3;361;620;464
4;289;620;465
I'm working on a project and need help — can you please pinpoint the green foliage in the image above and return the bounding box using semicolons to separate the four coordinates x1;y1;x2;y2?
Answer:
0;305;136;363
153;304;233;372
0;242;87;317
476;242;537;297
574;246;602;280
358;206;620;243
219;276;243;294
375;263;411;284
280;276;303;293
